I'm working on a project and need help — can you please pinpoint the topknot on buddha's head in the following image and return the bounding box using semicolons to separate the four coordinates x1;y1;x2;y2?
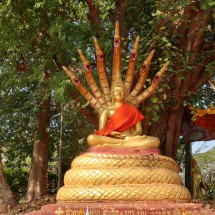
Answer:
111;71;124;90
110;69;127;99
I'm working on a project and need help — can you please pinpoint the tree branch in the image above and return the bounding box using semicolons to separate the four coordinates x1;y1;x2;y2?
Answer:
177;1;199;49
186;8;212;63
85;0;104;35
62;0;67;19
69;89;98;128
190;57;215;92
202;41;215;51
115;0;128;52
190;54;215;91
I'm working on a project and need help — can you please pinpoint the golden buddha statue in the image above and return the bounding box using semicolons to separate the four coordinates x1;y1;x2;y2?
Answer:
57;21;191;203
87;72;160;148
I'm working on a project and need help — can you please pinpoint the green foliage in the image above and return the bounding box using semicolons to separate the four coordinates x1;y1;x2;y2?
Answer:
189;75;215;108
194;147;215;200
4;163;29;195
0;0;214;199
0;0;96;197
176;142;184;165
49;106;93;173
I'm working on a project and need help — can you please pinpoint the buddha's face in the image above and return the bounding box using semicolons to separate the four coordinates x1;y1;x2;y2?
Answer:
112;86;125;102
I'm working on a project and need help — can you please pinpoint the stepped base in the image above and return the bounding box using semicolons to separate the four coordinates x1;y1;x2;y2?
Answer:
57;147;190;203
26;201;214;215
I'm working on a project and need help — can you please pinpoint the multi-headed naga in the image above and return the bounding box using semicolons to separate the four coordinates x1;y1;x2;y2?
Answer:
63;21;168;148
63;21;168;115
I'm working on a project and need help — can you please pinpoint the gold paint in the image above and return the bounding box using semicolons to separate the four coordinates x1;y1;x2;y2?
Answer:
87;82;161;148
172;209;181;215
52;209;206;215
55;207;64;215
79;209;85;215
53;209;204;215
137;210;147;215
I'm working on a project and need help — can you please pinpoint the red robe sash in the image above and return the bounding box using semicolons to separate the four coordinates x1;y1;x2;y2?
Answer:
96;103;144;136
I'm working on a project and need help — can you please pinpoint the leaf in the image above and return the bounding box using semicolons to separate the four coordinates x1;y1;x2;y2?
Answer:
166;43;172;47
148;20;154;25
81;101;89;108
152;111;160;122
159;103;164;110
151;97;158;103
189;106;195;110
148;121;152;126
146;107;153;112
157;88;163;92
153;105;159;111
209;103;214;108
178;74;185;79
162;94;167;100
179;0;185;7
192;116;197;121
200;1;209;10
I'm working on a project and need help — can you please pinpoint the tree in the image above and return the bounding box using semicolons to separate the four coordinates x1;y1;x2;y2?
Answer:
0;0;214;202
25;73;51;202
194;147;215;199
0;155;16;214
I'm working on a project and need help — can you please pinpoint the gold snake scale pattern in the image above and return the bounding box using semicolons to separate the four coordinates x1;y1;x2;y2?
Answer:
57;153;191;202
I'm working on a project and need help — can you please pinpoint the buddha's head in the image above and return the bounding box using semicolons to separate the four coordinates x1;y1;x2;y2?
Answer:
111;72;127;103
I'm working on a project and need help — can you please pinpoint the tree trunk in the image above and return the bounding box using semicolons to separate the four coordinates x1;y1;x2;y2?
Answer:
115;0;128;52
0;155;17;214
25;73;51;203
164;105;186;158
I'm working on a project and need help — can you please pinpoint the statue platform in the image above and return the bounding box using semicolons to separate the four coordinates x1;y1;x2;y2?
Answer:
87;146;161;155
26;148;214;215
57;147;190;203
26;201;214;215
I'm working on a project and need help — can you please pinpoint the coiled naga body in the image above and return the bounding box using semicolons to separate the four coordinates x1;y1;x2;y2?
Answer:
57;22;191;203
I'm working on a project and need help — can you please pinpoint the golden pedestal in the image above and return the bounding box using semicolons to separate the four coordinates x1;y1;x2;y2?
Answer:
57;147;191;203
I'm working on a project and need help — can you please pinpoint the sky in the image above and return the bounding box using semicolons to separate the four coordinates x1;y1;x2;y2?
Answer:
192;140;215;154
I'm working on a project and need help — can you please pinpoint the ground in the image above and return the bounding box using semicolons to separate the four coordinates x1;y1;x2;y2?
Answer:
4;195;215;215
7;195;56;215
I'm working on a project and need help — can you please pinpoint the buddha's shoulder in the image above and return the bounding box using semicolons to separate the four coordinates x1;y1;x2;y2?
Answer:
101;105;116;116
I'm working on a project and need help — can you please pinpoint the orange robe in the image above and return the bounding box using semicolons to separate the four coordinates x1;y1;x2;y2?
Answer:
96;103;144;136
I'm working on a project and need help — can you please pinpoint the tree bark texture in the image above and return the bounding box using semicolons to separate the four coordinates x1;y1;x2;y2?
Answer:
25;73;51;203
0;156;17;213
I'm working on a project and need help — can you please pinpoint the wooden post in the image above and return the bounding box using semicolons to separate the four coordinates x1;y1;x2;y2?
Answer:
185;142;192;193
57;110;63;190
